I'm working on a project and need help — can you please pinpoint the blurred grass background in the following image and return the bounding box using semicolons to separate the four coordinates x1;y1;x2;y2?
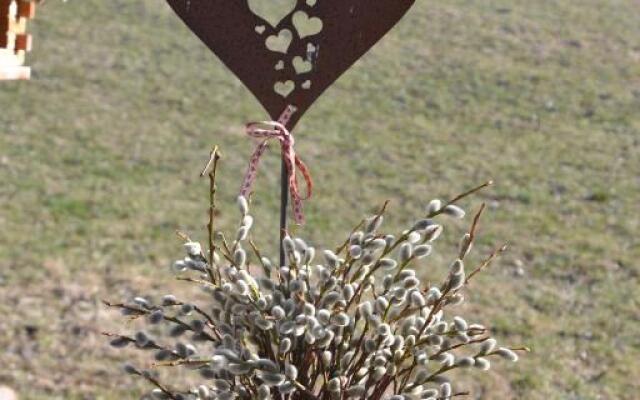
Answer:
0;0;638;399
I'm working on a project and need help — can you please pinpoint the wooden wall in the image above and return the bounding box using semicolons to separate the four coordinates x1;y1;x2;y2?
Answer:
1;0;36;80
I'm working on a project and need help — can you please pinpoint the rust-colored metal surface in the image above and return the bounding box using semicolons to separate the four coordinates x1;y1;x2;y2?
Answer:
166;0;416;128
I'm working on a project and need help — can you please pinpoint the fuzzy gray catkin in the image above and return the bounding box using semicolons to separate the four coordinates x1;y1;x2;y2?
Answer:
443;204;466;219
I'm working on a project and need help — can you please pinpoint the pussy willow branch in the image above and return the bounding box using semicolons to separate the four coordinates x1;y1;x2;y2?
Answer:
346;195;495;399
102;331;184;399
102;332;170;353
339;200;389;281
102;301;219;342
436;181;493;217
441;392;471;399
335;218;366;255
346;182;493;311
249;238;272;278
396;203;487;393
467;203;486;246
143;374;179;400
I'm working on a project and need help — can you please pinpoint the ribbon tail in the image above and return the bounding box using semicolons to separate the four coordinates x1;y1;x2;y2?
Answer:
240;140;269;197
289;157;311;225
295;156;313;201
291;193;305;225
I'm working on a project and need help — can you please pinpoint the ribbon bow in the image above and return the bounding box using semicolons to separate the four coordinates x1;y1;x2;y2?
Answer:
240;106;313;224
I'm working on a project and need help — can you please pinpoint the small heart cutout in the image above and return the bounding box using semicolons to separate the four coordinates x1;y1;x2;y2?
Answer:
274;80;295;97
248;0;296;27
275;60;285;70
292;11;323;38
255;25;266;34
265;29;293;54
301;80;312;90
292;56;313;74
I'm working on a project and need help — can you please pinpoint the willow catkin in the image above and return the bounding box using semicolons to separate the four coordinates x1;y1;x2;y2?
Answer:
399;242;413;262
413;244;432;258
474;357;491;371
459;233;473;258
443;204;466;219
233;247;246;268
479;338;497;355
365;215;384;234
496;347;520;362
237;195;249;216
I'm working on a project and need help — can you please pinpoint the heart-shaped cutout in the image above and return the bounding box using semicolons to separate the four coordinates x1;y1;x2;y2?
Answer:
292;56;313;74
247;0;296;28
274;80;295;97
167;0;416;128
292;11;323;39
255;25;266;35
265;29;293;54
275;60;285;70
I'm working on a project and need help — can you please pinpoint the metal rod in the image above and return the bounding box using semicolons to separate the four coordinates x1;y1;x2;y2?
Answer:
277;105;296;268
279;155;289;267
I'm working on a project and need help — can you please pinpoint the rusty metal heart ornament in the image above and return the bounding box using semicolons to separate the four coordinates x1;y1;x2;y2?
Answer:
166;0;416;129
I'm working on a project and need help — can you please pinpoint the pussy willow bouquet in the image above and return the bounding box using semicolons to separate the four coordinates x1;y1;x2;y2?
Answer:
105;149;526;400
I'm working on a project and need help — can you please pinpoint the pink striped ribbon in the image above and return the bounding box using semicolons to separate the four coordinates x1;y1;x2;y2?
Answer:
240;106;313;224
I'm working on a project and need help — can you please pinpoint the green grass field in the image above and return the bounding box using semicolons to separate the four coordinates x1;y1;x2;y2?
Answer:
1;1;638;399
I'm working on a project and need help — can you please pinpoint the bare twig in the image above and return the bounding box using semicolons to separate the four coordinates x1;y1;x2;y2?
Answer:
174;230;191;242
468;203;486;244
466;243;509;285
436;180;493;215
142;372;180;400
201;145;221;285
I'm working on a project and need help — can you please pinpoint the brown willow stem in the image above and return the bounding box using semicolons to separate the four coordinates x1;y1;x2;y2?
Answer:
200;145;221;285
280;153;289;268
